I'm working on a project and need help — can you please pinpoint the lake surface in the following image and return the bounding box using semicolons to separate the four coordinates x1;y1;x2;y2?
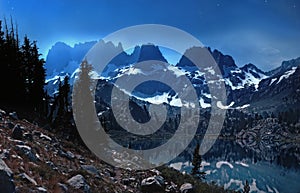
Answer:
170;139;300;193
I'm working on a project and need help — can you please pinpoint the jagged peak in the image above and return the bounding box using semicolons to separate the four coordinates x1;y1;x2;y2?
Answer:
241;63;266;75
267;56;300;76
137;44;167;63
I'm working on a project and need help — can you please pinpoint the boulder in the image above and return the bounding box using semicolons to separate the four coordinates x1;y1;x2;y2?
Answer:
166;181;177;193
67;174;90;193
0;159;16;193
16;145;38;162
0;109;6;116
0;109;6;120
12;124;23;140
180;183;194;193
66;151;75;159
141;175;165;193
9;112;18;120
59;150;75;160
0;149;10;159
81;165;99;177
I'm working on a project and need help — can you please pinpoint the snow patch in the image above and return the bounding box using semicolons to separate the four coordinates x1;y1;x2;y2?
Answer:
46;75;67;85
120;66;144;75
199;98;211;108
201;160;211;167
204;67;216;75
235;104;250;109
276;67;297;84
217;101;234;110
224;179;243;190
235;161;249;167
202;92;212;99
249;179;265;193
216;161;234;169
224;78;244;90
167;65;186;77
269;78;277;86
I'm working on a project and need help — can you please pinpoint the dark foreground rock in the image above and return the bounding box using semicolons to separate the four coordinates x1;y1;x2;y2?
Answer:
141;175;165;193
0;159;16;193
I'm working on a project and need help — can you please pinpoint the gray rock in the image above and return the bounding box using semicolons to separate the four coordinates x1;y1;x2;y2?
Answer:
67;174;90;193
9;112;18;120
0;109;5;120
81;165;99;177
0;109;6;117
18;173;37;186
150;169;161;175
0;149;10;159
16;145;37;162
58;150;75;160
166;182;177;193
0;159;15;193
66;151;75;159
141;175;165;193
180;183;193;193
12;124;23;140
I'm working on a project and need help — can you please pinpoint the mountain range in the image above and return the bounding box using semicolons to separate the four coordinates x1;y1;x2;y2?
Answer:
44;40;300;114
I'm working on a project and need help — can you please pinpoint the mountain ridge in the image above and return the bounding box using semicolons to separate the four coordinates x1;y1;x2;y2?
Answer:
44;40;300;114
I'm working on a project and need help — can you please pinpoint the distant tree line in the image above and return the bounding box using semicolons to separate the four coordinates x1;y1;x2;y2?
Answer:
278;108;300;125
0;18;77;135
0;18;46;113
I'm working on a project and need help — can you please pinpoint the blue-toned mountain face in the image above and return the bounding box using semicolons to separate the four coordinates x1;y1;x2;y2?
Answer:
45;40;300;113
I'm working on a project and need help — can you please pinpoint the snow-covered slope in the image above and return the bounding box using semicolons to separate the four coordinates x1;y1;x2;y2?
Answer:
44;41;300;113
45;40;128;95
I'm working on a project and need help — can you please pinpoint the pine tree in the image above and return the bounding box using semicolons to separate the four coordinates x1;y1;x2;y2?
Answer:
51;75;71;129
0;20;4;47
243;180;250;193
73;60;94;121
191;143;206;179
1;18;23;103
62;75;70;111
0;20;6;102
0;18;46;111
21;36;33;102
72;60;101;144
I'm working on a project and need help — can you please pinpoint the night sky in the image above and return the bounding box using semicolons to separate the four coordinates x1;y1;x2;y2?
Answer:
1;0;299;71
